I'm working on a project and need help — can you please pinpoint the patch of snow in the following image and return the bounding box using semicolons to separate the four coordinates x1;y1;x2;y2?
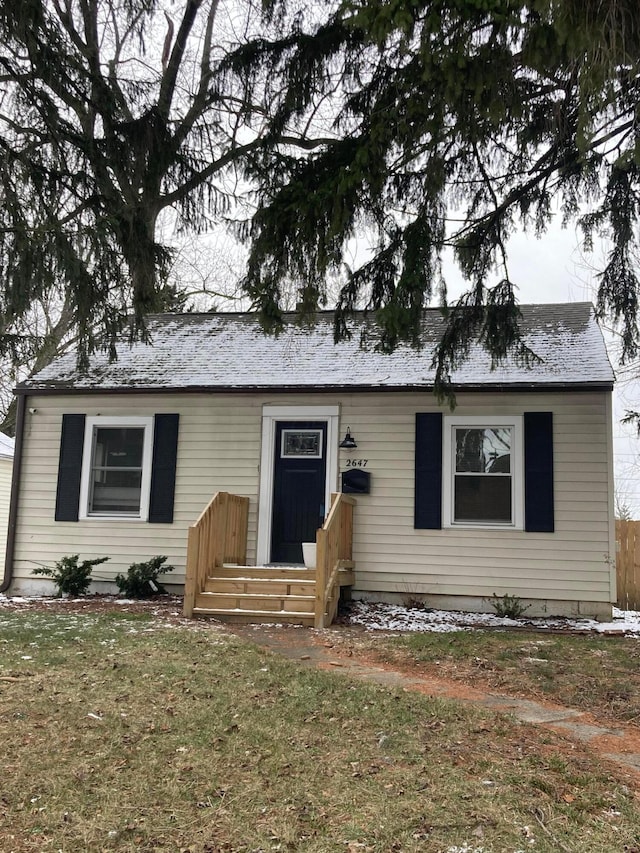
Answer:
3;594;640;638
445;846;485;853
343;601;640;636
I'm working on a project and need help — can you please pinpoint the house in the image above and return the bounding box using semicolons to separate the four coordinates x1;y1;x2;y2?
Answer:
2;303;616;623
0;432;14;583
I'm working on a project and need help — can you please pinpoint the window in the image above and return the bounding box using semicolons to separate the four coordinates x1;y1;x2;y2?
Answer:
443;416;523;528
79;417;154;519
281;429;323;458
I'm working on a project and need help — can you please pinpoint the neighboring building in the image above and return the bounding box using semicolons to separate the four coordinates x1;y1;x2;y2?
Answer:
2;304;616;618
0;432;14;581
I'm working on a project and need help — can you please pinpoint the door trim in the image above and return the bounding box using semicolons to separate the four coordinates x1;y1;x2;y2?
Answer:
257;405;339;565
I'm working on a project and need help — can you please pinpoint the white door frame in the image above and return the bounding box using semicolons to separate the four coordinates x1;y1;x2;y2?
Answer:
256;405;340;565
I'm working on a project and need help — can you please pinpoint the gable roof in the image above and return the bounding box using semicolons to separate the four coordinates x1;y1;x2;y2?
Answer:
22;303;614;394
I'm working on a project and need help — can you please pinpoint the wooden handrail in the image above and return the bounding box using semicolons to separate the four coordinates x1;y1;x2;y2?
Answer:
183;491;249;617
314;493;356;628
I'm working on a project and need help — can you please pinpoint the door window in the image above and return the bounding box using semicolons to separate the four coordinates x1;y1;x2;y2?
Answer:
281;429;323;458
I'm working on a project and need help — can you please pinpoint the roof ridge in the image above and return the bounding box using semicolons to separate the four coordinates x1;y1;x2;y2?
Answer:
145;302;595;321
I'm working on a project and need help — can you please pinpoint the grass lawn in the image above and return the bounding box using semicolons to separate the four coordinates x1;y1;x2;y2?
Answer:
334;626;640;727
1;610;640;852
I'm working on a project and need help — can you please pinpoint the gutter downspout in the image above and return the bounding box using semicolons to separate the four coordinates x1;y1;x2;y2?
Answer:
1;393;26;593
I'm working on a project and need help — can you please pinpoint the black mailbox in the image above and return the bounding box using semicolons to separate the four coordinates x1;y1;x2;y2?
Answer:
342;468;371;494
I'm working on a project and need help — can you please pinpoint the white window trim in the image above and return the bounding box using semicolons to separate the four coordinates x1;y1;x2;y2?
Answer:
79;416;154;521
442;415;523;530
256;405;339;565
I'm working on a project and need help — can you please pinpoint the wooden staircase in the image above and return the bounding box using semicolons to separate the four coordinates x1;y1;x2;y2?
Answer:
192;564;354;625
183;491;355;627
195;565;317;625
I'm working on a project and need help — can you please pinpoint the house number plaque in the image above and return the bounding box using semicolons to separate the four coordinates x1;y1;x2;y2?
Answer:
345;459;368;467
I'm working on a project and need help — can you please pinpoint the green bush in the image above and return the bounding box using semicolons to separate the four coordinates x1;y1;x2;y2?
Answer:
33;555;109;597
489;592;531;620
115;556;174;598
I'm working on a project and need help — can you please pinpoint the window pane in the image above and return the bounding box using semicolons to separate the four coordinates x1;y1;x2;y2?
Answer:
455;428;511;473
454;475;512;523
91;470;142;514
281;430;322;458
94;428;144;468
89;427;144;514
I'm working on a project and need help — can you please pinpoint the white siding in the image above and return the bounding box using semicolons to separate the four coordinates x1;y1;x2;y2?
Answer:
0;456;13;576
10;390;615;615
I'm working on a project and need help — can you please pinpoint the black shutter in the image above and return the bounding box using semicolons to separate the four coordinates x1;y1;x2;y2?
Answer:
148;414;179;523
55;414;85;521
415;413;443;529
524;411;554;532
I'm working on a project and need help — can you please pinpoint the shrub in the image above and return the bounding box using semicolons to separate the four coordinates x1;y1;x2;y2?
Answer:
404;596;431;612
115;556;174;598
33;555;109;597
489;592;530;620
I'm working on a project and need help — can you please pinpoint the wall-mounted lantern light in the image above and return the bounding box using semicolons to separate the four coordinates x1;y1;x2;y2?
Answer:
339;427;358;449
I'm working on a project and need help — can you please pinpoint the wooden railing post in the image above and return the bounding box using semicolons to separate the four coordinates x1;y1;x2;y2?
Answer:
214;492;228;568
183;524;201;618
315;527;328;628
226;495;249;564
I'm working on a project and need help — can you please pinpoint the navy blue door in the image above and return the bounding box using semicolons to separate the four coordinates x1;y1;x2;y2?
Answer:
271;421;327;563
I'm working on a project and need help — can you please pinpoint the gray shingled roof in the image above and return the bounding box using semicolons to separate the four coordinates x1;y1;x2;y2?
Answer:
23;303;614;392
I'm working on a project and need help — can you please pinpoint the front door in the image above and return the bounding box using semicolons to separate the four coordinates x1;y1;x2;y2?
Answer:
270;421;327;563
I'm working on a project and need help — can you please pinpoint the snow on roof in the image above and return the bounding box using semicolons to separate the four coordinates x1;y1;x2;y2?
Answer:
24;303;614;392
0;432;14;458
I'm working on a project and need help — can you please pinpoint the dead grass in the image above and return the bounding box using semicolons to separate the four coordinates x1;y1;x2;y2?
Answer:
1;609;640;852
331;624;640;727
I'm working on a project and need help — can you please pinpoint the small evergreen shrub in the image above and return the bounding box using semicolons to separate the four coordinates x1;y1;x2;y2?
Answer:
115;556;174;598
33;555;109;597
404;596;431;612
489;592;530;620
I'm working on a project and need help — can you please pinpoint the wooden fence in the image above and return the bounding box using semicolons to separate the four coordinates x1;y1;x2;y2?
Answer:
616;520;640;610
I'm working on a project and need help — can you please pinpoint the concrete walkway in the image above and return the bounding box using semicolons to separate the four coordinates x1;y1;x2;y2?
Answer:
230;623;640;778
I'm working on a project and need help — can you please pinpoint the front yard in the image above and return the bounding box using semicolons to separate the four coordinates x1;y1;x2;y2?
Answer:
331;605;640;728
1;602;640;852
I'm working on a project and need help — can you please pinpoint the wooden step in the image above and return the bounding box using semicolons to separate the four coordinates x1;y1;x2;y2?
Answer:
192;607;315;626
190;563;351;627
195;565;320;626
217;565;316;581
195;591;315;614
204;577;316;596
